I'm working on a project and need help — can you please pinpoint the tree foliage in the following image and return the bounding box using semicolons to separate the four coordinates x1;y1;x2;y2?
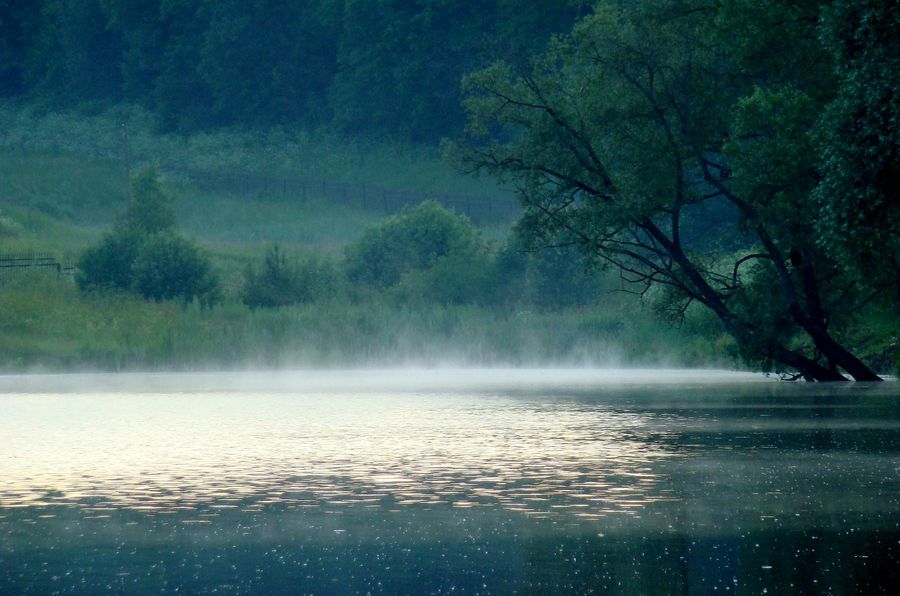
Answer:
453;0;893;380
814;0;900;295
241;245;342;309
77;167;219;305
131;232;219;304
2;0;589;140
344;200;483;288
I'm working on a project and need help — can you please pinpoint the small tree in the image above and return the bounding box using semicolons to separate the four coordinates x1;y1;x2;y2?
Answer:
77;166;219;305
122;166;176;235
242;245;343;308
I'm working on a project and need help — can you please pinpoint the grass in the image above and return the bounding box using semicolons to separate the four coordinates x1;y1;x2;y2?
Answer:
0;275;737;372
0;203;100;257
0;102;503;197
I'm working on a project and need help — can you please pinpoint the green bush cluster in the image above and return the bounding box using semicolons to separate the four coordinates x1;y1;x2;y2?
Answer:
241;246;341;309
76;167;219;305
344;200;484;288
241;200;605;311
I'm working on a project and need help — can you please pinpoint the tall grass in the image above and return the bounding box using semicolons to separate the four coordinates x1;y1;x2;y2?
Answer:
0;276;737;372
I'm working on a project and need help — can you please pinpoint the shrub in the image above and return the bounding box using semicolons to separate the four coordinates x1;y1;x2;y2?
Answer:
131;232;219;305
76;229;142;291
76;167;219;305
402;251;495;305
344;200;483;287
295;253;343;303
526;245;602;310
242;245;343;308
242;245;300;308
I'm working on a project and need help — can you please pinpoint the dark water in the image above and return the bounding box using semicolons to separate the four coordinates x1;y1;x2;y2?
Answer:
1;370;897;594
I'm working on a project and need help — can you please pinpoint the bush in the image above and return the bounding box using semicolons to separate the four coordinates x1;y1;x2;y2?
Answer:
76;167;219;305
401;251;495;305
76;229;142;291
468;237;602;310
525;245;602;310
295;253;343;303
241;245;298;308
242;245;343;308
344;200;483;288
131;232;219;304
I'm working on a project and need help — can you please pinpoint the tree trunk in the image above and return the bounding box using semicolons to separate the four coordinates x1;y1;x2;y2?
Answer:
807;329;883;381
771;345;850;382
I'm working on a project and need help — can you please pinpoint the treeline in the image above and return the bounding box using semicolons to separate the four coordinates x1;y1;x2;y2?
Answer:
0;0;588;141
241;200;606;312
76;167;608;313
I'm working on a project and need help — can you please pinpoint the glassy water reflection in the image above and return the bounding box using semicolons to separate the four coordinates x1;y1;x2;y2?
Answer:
1;370;897;593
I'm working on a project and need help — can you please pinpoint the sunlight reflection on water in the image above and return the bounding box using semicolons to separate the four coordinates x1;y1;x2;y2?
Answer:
1;389;676;518
2;370;898;593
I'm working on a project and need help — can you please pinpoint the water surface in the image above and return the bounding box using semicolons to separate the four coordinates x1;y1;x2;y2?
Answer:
1;369;897;593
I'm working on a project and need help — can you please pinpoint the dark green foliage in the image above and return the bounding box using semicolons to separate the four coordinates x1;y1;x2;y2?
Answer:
25;0;123;103
4;0;587;140
122;166;175;235
454;0;891;380
242;245;342;309
0;0;41;95
76;167;218;305
293;253;343;303
400;251;495;306
344;200;483;288
341;203;603;308
198;0;339;127
131;232;218;304
814;0;900;294
241;245;297;308
76;229;141;292
480;237;603;311
526;245;602;310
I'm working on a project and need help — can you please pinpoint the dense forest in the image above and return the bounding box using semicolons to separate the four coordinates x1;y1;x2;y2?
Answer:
0;0;588;140
0;0;897;378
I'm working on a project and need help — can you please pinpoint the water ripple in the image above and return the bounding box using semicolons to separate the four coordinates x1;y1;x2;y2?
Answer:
0;392;675;518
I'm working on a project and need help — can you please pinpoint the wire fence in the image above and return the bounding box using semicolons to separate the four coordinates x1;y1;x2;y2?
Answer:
171;168;520;225
0;252;75;280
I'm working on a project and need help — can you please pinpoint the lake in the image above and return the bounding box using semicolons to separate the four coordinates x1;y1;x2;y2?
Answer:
1;369;897;594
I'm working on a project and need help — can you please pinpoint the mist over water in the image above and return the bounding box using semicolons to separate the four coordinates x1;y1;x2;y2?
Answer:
0;367;768;394
1;370;897;593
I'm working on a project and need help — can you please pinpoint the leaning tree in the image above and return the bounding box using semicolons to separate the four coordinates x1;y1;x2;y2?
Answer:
452;0;891;380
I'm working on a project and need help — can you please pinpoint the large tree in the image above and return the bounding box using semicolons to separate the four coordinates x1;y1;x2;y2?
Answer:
453;0;892;380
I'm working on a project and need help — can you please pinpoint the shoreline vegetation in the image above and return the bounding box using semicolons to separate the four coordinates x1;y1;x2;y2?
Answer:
0;274;736;374
0;104;745;374
0;104;894;377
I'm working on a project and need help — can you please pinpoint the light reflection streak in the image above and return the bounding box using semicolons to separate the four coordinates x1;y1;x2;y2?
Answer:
0;391;677;518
